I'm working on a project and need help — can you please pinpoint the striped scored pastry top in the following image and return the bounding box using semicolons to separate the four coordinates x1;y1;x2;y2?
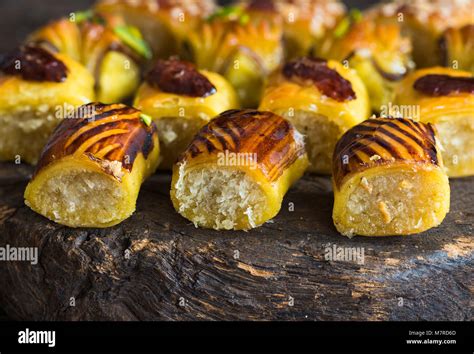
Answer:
332;117;442;189
35;102;156;178
178;109;306;182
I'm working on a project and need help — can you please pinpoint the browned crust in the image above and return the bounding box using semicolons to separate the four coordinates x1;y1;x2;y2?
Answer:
146;58;216;97
0;45;68;82
414;74;474;96
332;118;441;190
178;109;306;182
34;103;157;178
282;57;356;102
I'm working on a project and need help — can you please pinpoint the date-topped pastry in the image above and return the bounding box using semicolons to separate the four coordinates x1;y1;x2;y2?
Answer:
394;67;474;177
332;117;450;237
28;11;151;103
0;45;94;164
171;109;308;230
24;103;160;228
259;57;370;174
134;58;239;169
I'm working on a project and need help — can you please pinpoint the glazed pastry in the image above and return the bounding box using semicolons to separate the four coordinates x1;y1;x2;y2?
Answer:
24;102;160;228
259;57;370;174
238;0;346;58
0;45;94;164
394;67;474;177
171;109;308;230
439;24;474;74
181;9;284;107
317;18;415;112
28;12;150;103
134;58;239;169
365;0;474;67
96;0;216;58
332;118;450;237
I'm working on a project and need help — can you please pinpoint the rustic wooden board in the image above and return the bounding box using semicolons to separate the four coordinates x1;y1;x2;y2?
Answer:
0;162;472;321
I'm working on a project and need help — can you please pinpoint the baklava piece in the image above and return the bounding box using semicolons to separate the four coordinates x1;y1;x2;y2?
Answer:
365;0;474;67
29;11;151;103
134;58;239;169
317;18;415;112
181;7;284;107
96;0;216;58
394;67;474;177
259;57;370;173
24;103;160;228
171;109;308;230
0;45;94;164
239;0;346;58
332;118;450;237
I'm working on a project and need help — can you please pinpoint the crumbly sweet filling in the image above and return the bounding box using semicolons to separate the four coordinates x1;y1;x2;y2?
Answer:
339;169;447;236
281;110;342;173
0;105;60;164
30;169;125;227
174;165;267;230
435;116;474;176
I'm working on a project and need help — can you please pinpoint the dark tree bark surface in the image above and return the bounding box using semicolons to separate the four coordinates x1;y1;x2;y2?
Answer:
0;162;472;321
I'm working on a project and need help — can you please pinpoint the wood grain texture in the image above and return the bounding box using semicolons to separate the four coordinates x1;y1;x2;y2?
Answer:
0;162;472;321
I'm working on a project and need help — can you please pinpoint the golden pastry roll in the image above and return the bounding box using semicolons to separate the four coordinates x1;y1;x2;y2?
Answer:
0;45;95;164
239;0;346;58
332;117;450;237
96;0;216;58
439;24;474;75
29;12;151;103
365;0;473;68
24;102;160;228
171;109;308;230
394;67;474;177
181;12;284;107
317;18;415;112
259;57;370;174
134;58;239;169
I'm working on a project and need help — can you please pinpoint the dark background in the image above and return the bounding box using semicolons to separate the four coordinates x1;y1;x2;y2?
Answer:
0;0;378;322
0;0;379;53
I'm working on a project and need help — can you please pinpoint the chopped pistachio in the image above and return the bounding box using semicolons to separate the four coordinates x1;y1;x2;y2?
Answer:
114;25;152;60
140;113;152;127
73;10;94;24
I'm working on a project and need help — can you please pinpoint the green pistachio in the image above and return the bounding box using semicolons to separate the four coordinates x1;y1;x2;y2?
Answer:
114;25;152;60
140;113;152;127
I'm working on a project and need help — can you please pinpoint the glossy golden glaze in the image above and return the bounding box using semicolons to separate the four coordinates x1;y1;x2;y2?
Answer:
35;103;157;178
242;0;346;57
29;16;141;76
333;118;442;189
178;109;306;182
318;20;413;79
